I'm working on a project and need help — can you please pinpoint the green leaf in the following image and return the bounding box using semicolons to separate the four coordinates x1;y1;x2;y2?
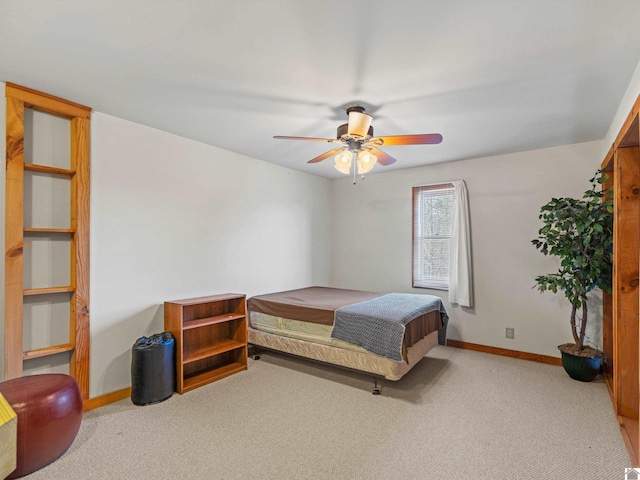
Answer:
532;169;612;331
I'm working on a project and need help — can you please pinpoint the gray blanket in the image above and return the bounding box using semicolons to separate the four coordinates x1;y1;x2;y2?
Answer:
331;293;448;362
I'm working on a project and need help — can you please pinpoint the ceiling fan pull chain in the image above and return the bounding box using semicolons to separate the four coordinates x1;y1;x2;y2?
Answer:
353;160;357;185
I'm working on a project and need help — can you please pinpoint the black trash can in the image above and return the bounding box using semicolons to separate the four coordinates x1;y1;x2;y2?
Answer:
131;332;175;406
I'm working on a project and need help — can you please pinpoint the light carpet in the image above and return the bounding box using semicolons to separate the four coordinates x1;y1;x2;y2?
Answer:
25;346;631;480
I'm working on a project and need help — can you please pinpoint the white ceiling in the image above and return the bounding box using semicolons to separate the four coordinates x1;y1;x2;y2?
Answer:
1;1;640;179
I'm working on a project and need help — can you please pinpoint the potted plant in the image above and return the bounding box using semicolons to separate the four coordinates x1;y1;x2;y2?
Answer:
532;171;613;381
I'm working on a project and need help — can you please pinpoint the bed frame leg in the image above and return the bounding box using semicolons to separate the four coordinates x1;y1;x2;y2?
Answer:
248;344;261;360
372;377;382;395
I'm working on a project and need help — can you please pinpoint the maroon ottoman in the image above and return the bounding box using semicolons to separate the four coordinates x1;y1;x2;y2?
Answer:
0;374;82;479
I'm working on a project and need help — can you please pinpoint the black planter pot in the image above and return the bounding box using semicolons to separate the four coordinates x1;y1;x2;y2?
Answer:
560;350;603;382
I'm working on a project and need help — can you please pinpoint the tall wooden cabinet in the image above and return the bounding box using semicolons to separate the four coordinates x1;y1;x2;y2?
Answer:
4;84;91;400
602;93;640;466
164;294;247;394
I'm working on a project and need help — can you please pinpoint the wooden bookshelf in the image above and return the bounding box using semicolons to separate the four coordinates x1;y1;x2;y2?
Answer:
4;83;91;401
601;92;640;466
164;294;247;394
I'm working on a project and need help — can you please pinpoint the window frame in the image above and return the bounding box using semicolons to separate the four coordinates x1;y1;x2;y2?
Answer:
412;182;455;290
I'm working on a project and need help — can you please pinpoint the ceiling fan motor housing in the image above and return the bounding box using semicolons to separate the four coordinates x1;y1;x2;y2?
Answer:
337;123;374;140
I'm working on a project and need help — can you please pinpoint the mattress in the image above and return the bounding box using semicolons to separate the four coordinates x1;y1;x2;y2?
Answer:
249;311;371;354
248;286;444;354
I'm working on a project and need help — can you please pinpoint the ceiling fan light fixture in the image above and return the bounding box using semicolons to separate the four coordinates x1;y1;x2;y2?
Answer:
357;149;377;174
347;111;373;138
334;151;352;174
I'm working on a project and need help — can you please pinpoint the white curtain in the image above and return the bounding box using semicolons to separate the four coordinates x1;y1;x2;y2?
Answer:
449;180;473;307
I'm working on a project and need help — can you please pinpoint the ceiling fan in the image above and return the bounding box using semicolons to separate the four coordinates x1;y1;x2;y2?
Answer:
274;106;442;177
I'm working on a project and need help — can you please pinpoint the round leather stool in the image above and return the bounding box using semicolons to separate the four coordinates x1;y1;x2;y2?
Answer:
0;374;82;479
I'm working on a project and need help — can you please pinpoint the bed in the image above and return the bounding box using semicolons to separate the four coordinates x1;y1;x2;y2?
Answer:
247;286;448;390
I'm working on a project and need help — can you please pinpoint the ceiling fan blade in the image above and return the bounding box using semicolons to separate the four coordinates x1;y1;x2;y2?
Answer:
274;135;339;143
370;133;443;146
347;111;373;138
307;146;347;164
368;147;397;166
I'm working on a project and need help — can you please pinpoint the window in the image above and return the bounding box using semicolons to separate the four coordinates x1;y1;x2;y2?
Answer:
412;183;455;289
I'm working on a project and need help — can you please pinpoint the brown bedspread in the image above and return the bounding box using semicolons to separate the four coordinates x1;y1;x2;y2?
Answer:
248;286;382;325
247;286;443;353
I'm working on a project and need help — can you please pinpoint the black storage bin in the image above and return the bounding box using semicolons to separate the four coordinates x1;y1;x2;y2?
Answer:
131;332;175;405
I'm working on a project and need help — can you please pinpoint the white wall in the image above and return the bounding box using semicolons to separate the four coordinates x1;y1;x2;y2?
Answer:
603;58;640;153
330;141;604;358
89;112;332;396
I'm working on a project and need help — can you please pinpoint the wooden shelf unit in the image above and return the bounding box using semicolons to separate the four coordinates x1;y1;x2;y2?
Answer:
601;92;640;466
4;83;91;401
164;294;247;394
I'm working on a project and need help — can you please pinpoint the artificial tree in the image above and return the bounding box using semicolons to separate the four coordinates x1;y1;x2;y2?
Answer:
532;171;613;357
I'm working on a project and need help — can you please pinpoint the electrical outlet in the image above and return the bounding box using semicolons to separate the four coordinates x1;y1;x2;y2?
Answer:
506;327;515;339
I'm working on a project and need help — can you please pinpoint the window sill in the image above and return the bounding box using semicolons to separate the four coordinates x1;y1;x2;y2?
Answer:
412;284;449;291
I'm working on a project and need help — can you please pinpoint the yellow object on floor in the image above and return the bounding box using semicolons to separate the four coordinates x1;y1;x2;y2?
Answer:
0;393;17;479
